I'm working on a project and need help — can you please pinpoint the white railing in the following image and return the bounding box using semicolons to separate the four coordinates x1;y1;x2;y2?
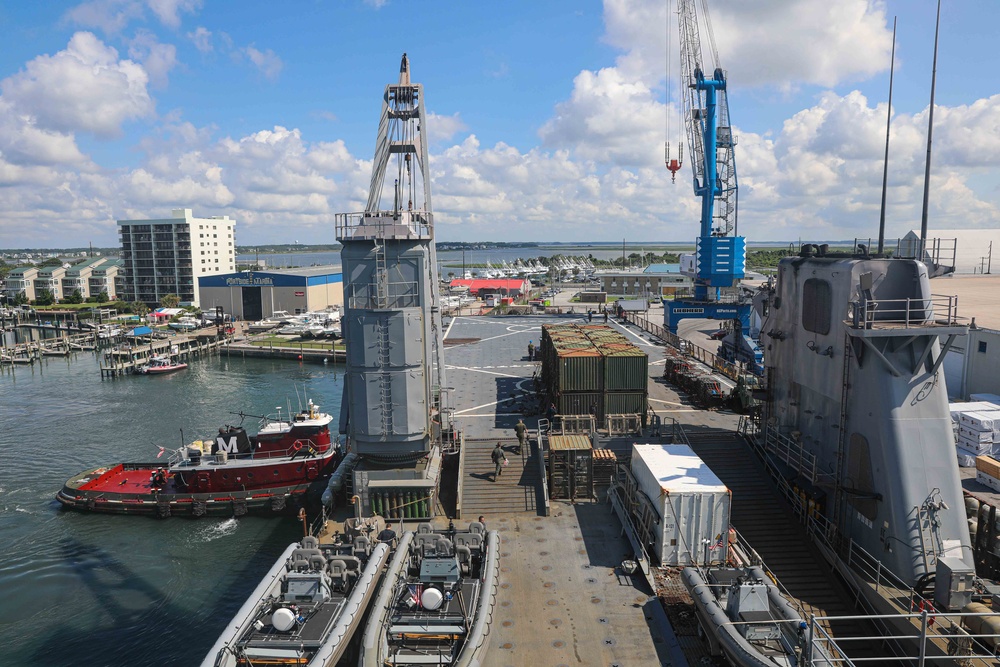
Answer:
334;210;432;241
847;295;960;329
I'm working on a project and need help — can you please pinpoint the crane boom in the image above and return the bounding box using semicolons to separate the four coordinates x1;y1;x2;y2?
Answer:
666;0;752;371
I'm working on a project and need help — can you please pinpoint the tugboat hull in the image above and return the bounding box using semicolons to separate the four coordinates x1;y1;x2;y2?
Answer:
55;463;328;517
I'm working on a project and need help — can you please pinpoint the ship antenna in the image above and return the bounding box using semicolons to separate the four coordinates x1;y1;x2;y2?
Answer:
877;17;896;256
919;0;942;260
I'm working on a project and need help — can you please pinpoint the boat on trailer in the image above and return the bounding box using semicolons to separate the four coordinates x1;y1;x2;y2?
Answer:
359;520;500;667
56;400;339;517
201;517;392;667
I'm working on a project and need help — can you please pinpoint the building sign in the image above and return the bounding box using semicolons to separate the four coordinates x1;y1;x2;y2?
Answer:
672;307;705;314
294;291;305;297
225;276;274;287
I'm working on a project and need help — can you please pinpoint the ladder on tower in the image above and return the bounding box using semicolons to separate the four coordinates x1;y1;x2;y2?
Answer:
376;316;393;438
373;237;389;310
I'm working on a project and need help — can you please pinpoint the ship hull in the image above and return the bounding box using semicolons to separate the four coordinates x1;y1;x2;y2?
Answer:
56;452;337;517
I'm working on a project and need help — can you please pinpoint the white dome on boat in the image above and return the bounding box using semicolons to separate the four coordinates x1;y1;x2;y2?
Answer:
421;587;444;610
272;607;296;632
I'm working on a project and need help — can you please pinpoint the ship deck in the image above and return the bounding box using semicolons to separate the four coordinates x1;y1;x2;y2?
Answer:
431;311;889;666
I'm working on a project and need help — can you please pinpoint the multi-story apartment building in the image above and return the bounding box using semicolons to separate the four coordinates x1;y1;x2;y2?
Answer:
118;208;236;306
4;267;38;302
61;258;108;300
34;265;68;300
89;259;121;300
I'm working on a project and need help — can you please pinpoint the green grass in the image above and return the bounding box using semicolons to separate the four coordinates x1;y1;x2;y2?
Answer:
34;302;117;311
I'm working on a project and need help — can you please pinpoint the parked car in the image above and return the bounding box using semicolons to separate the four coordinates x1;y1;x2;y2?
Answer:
709;328;728;340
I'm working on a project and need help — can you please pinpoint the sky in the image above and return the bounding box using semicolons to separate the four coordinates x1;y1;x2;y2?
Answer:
0;0;997;248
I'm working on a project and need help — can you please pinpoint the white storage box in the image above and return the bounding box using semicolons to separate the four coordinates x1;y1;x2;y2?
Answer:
960;411;1000;431
949;402;1000;422
959;425;995;443
630;444;731;566
957;448;977;468
958;435;993;455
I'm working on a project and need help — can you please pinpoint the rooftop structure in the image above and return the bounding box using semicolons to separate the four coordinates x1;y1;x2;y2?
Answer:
117;208;236;307
198;265;343;320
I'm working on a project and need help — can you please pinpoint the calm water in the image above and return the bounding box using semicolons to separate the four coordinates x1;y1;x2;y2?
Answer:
239;243;684;277
0;353;344;666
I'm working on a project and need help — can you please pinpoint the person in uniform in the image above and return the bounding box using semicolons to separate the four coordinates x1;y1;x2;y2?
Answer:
491;443;506;482
514;418;527;454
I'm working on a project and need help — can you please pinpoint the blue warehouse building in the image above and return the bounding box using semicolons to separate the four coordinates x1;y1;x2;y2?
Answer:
198;266;343;321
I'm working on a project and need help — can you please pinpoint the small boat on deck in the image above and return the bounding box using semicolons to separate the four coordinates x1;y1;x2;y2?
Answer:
201;516;392;667
359;520;500;667
139;355;188;374
56;400;340;517
682;565;818;667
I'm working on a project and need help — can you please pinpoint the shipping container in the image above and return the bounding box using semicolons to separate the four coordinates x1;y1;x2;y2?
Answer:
559;392;602;419
604;391;647;419
601;345;649;391
555;350;603;392
630;444;731;566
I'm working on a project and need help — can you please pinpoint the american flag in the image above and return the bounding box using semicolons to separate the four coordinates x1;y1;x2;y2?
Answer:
709;532;726;551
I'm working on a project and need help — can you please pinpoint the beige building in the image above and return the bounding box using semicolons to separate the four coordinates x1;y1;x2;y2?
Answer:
198;266;343;321
4;266;38;302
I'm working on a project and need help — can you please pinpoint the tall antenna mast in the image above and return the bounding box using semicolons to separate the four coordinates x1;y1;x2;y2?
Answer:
919;0;942;260
877;17;897;256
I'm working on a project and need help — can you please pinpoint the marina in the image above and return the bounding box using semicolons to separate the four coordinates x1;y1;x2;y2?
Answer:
4;3;1000;666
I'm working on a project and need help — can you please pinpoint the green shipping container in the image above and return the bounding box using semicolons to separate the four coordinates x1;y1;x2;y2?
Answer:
559;392;602;420
602;346;649;391
555;351;603;392
604;392;648;419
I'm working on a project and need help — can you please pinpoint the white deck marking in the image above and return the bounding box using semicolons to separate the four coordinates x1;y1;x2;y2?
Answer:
446;365;522;379
453;387;539;416
649;398;689;407
609;319;655;347
444;316;457;340
444;325;540;349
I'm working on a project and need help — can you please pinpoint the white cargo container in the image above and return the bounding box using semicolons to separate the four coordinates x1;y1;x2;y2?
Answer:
948;402;1000;422
630;444;731;566
960;411;1000;431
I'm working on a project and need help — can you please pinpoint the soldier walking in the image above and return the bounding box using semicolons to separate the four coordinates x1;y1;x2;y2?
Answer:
491;442;506;482
514;418;527;454
527;340;535;361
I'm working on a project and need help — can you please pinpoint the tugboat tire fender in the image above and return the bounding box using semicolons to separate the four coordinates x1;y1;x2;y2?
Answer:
232;499;248;517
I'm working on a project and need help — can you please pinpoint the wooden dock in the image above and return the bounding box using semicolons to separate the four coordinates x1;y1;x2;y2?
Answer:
100;333;229;377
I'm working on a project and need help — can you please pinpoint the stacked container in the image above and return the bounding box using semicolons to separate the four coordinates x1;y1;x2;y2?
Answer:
540;323;648;422
948;401;1000;467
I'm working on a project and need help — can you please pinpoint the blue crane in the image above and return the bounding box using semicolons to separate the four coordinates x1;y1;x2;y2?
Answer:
666;0;757;369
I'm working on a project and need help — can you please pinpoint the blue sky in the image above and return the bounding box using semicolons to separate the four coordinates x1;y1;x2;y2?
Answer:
0;0;996;248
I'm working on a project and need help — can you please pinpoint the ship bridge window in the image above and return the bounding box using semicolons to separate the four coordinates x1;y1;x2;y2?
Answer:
846;433;878;521
979;341;988;354
802;278;832;335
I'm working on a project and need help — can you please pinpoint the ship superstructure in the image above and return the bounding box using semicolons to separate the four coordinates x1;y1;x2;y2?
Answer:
335;54;451;517
757;248;970;587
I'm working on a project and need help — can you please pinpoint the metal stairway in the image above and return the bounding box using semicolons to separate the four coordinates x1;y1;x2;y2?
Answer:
459;437;543;516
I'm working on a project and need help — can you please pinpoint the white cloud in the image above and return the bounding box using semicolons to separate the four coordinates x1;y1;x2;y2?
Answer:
128;30;178;88
539;67;664;167
64;0;201;34
146;0;201;29
602;0;893;89
426;112;468;145
364;0;388;8
187;26;212;53
64;0;143;35
243;45;283;81
1;32;154;138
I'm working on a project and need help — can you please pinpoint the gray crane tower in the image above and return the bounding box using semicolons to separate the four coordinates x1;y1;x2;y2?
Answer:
335;54;452;518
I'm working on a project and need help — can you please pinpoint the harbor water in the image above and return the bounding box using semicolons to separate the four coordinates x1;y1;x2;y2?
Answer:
0;353;344;666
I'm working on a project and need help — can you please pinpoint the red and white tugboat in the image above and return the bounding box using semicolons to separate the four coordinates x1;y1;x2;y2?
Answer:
56;400;340;517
